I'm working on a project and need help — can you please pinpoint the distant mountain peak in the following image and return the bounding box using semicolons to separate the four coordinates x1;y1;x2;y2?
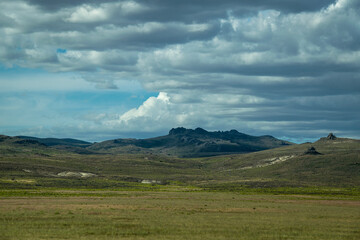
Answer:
169;127;187;135
90;127;292;157
194;127;208;134
169;127;243;136
229;129;239;134
169;127;210;136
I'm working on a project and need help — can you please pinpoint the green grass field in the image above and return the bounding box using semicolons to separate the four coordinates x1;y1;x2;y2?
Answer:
1;136;359;239
1;189;359;240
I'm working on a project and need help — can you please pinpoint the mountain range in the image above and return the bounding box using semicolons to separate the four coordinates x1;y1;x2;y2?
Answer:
17;127;291;157
1;129;359;189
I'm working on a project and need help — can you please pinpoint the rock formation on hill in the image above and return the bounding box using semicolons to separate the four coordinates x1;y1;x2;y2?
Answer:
326;133;337;140
304;146;321;155
89;127;293;157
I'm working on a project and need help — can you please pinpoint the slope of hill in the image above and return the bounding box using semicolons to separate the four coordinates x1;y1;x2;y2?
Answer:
0;133;359;189
88;127;292;157
17;136;92;147
15;136;96;154
0;135;47;149
203;133;360;188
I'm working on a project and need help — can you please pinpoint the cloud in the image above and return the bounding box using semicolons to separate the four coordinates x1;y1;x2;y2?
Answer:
24;0;335;17
98;92;239;134
97;88;360;140
0;0;360;141
66;4;109;23
103;92;184;132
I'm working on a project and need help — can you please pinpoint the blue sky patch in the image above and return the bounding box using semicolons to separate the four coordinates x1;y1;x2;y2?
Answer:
56;48;67;54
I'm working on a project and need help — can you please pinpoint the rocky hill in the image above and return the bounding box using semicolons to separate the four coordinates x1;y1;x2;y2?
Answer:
88;127;292;157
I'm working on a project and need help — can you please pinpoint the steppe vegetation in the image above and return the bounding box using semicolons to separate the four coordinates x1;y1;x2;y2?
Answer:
1;133;359;239
1;189;359;240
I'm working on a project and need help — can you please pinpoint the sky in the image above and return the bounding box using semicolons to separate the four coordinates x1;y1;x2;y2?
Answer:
0;0;359;142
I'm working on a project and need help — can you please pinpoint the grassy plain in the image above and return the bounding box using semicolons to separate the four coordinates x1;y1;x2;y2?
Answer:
1;189;360;240
1;136;359;239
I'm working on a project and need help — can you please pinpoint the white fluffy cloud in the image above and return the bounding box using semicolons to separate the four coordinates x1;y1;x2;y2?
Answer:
103;92;193;132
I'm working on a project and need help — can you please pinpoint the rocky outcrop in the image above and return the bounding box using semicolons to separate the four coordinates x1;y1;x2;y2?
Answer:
90;127;293;157
326;133;337;140
169;127;188;135
304;146;321;155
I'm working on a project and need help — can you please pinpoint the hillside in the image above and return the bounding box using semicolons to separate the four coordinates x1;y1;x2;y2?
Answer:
0;133;359;189
15;136;96;154
17;136;92;147
202;133;360;187
89;127;292;157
